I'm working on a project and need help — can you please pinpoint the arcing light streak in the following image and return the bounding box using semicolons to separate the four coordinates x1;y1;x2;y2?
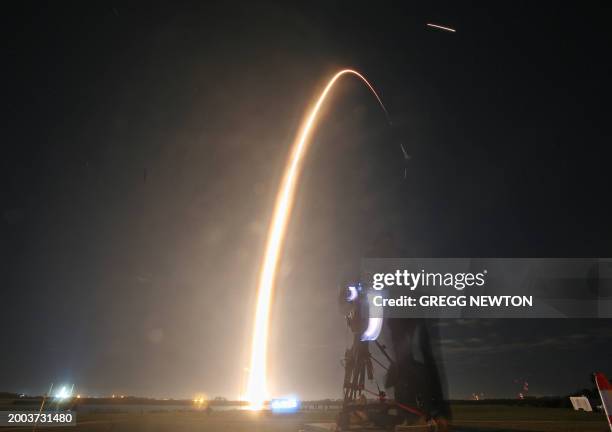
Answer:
346;286;358;302
361;317;384;341
426;23;456;33
362;288;384;341
246;69;388;409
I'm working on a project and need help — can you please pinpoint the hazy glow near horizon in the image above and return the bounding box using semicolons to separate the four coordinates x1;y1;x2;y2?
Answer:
245;69;388;409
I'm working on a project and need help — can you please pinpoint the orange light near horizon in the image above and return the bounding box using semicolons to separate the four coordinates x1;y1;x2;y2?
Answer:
245;69;388;410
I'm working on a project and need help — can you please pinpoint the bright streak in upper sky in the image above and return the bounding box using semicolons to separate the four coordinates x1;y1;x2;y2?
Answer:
426;23;456;33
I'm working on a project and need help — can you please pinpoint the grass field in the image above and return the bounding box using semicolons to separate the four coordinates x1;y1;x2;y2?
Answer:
0;405;608;432
451;404;609;431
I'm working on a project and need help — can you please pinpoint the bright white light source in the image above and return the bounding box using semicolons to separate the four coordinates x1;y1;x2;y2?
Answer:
55;385;72;400
270;397;299;413
346;286;358;302
361;317;383;341
361;290;383;341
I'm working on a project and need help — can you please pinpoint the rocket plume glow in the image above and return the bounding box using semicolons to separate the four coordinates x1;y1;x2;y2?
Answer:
245;69;389;409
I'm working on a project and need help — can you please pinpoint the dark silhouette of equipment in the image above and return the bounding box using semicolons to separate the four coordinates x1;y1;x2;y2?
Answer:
336;283;449;431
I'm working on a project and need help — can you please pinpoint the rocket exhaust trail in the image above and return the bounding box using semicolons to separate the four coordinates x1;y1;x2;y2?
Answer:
245;69;389;409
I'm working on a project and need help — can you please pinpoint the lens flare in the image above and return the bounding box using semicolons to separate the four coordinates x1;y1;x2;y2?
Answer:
245;69;388;409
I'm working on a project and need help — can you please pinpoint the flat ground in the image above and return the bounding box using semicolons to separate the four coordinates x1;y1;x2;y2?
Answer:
0;405;608;432
451;404;608;431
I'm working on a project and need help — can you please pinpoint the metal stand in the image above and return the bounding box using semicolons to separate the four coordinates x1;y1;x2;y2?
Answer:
335;285;436;432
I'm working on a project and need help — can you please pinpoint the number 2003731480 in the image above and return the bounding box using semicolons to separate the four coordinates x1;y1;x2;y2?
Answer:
2;411;76;427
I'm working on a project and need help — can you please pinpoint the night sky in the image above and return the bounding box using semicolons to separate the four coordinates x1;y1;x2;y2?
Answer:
3;2;611;400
